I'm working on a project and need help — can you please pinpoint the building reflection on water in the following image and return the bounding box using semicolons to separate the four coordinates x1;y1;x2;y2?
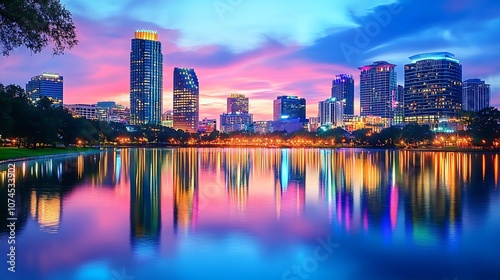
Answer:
1;148;498;247
130;149;162;257
223;149;250;211
173;148;199;233
274;149;306;219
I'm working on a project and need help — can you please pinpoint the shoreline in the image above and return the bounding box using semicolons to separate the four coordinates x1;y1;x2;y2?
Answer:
1;145;499;163
0;147;105;165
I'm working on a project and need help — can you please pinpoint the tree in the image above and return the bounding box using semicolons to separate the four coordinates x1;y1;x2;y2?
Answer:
351;128;371;145
468;107;500;147
401;124;433;145
0;0;78;56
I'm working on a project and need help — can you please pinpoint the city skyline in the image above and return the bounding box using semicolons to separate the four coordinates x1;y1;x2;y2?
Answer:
1;0;499;121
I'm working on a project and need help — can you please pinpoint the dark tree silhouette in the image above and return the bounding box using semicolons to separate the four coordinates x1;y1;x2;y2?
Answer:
0;0;78;56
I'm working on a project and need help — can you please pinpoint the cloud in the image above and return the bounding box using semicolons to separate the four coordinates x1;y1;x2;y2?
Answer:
65;0;398;52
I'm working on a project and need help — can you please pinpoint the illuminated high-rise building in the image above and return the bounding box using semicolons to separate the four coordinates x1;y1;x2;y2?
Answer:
130;30;163;125
331;74;354;116
227;93;249;114
273;96;306;121
359;61;397;118
463;79;490;112
318;97;344;127
173;67;199;133
404;52;462;125
26;72;63;106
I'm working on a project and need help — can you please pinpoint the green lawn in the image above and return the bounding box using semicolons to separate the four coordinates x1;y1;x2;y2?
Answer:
0;147;95;161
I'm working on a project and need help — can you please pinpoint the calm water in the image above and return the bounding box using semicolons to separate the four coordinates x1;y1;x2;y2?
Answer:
1;148;500;280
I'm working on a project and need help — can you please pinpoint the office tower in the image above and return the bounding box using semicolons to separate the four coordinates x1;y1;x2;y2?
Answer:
96;101;116;122
318;97;344;127
393;85;405;125
332;74;354;116
26;73;63;106
173;67;199;133
64;104;97;119
404;52;462;125
463;79;490;112
359;61;397;118
273;96;306;121
220;113;253;133
227;93;249;114
221;93;253;132
130;29;163;125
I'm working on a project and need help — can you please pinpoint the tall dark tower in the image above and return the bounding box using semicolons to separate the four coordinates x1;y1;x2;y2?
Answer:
331;74;354;117
130;30;163;125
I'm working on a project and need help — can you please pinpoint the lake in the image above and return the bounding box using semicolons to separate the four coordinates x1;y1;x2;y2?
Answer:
1;148;500;280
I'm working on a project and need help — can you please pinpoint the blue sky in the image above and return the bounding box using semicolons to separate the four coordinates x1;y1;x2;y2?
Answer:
1;0;499;120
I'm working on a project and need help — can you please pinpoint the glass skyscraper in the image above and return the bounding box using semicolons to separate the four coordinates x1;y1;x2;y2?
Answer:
404;52;462;125
227;93;249;114
359;61;397;118
463;79;490;112
26;73;63;106
173;67;199;133
273;96;306;121
130;30;163;125
318;97;344;127
331;74;354;116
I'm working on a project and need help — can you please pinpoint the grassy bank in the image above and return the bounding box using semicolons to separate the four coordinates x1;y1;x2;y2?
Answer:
0;147;96;161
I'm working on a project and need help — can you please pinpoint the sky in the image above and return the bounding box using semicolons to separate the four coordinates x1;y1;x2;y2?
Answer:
1;0;500;121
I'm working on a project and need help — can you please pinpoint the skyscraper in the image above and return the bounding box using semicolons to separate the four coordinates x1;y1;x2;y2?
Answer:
227;93;249;114
331;74;354;116
359;61;397;118
463;79;490;112
273;96;306;121
404;52;462;125
221;93;253;133
393;85;405;125
26;73;63;106
318;97;344;127
173;67;199;133
130;29;163;125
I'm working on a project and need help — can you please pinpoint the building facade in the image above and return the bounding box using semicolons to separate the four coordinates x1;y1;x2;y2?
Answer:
359;61;397;118
220;113;253;133
273;96;306;121
26;73;64;106
227;94;249;114
404;52;462;128
64;104;96;120
130;30;163;125
393;85;405;125
331;74;354;117
173;67;199;133
318;97;344;128
198;118;217;133
463;79;490;112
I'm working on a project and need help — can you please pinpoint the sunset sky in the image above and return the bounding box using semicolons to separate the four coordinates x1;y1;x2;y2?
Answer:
1;0;499;121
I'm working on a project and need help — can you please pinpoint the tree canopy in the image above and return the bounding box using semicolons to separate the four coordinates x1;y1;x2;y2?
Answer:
0;0;78;56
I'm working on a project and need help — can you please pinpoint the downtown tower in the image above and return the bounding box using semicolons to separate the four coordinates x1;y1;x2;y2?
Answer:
130;30;163;125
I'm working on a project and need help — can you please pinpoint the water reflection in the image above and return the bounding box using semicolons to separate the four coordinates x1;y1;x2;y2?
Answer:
0;148;499;279
174;149;198;233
